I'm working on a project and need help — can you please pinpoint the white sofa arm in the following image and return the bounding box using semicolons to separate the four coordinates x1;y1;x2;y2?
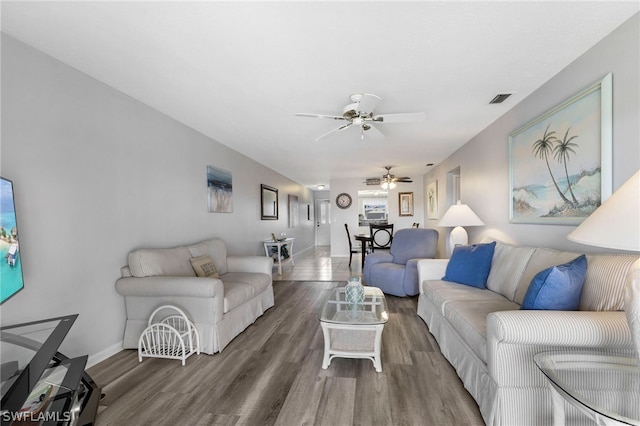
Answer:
487;310;633;387
417;259;449;291
115;276;224;298
227;255;273;277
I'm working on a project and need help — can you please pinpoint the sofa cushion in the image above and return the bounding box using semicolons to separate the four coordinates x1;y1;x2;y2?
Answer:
443;299;520;363
580;254;639;311
423;280;509;316
521;255;587;310
513;248;582;305
128;246;196;278
486;241;535;302
222;272;271;296
190;255;220;278
188;238;229;275
220;280;253;313
443;242;496;288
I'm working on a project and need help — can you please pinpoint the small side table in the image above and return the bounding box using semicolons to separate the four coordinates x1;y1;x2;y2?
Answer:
263;238;295;275
534;351;640;426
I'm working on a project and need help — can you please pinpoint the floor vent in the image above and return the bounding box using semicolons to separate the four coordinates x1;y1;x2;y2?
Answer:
489;93;512;104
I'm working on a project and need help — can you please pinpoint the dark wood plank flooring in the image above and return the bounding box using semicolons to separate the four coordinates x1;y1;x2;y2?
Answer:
88;281;484;425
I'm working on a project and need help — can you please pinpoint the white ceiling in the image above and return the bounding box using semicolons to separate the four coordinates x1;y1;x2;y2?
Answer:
2;1;638;189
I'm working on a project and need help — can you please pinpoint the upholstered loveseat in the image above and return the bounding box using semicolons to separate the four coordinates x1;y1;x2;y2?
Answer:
417;239;637;425
116;238;274;354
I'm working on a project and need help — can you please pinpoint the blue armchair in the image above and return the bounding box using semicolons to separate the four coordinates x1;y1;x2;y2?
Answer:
363;228;438;297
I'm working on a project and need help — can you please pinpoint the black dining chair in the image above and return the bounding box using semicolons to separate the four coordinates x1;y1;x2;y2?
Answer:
345;224;363;267
369;223;394;250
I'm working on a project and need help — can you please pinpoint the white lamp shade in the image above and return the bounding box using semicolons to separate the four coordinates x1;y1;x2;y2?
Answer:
567;170;640;251
437;201;484;227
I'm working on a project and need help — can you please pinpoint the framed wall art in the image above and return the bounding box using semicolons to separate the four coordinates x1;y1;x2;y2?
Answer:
261;184;278;220
288;194;299;228
426;180;438;219
509;73;612;225
207;165;232;213
399;192;414;216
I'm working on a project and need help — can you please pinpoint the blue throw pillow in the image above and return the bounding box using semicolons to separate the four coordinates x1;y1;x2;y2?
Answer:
442;241;496;288
521;255;587;310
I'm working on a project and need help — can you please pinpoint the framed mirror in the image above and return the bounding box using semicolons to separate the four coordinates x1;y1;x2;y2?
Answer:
261;184;278;220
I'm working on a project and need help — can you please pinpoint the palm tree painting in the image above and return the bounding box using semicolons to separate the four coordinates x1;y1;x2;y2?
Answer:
509;74;612;224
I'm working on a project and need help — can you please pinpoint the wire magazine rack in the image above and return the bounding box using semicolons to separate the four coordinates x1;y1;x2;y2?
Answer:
138;305;200;366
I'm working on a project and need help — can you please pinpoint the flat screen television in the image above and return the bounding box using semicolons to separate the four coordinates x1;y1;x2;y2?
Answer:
1;177;24;304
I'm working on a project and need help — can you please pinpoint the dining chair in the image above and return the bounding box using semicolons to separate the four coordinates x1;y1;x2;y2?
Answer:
344;224;362;267
369;223;394;250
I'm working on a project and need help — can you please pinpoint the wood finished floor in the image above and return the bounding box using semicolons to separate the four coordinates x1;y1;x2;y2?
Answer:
88;247;484;425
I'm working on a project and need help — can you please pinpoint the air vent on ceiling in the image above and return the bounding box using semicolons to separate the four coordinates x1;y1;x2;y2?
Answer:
366;178;381;186
489;93;512;104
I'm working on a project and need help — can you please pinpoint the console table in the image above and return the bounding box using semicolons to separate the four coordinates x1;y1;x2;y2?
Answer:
263;237;295;275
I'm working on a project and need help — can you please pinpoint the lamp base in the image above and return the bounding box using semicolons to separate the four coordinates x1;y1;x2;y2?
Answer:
624;258;640;362
448;226;468;256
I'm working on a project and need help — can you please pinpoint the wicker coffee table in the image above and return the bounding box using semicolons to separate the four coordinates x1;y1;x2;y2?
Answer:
319;286;388;372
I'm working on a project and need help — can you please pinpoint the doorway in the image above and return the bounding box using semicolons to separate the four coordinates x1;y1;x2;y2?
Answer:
315;199;331;245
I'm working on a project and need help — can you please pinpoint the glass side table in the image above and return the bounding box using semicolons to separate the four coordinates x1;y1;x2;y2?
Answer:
534;351;640;426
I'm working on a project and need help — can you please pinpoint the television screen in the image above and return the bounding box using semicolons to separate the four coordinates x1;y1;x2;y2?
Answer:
1;177;24;304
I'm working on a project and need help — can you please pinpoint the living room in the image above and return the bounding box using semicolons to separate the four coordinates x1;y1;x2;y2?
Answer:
1;2;639;425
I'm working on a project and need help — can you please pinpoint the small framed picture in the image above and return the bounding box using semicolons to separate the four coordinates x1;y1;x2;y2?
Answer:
427;180;438;219
399;192;414;216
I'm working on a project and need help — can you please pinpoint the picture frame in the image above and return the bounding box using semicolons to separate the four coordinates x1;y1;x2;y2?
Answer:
398;192;414;216
426;180;438;220
509;73;612;225
288;194;299;228
207;165;232;213
260;184;278;220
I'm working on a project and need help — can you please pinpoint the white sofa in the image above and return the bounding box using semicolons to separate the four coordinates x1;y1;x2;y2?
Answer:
116;238;274;354
417;239;638;425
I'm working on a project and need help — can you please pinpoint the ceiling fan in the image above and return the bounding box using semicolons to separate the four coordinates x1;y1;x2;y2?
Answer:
380;166;412;189
295;93;425;141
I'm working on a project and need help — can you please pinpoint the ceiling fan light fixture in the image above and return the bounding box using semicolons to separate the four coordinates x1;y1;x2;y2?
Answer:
381;181;389;189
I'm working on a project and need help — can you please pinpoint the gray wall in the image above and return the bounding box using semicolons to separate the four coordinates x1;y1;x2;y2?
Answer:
0;35;315;363
423;13;639;257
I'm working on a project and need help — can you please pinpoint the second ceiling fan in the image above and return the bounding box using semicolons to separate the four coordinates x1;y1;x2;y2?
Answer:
296;93;425;141
381;166;412;189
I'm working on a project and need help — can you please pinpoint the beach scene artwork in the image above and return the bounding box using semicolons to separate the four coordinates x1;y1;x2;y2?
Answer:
207;166;232;213
1;178;23;304
509;76;611;224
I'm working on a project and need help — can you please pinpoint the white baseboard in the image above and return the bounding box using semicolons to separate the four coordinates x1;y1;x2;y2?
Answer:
87;341;123;368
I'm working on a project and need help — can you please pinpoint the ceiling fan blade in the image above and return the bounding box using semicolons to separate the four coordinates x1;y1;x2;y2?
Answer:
395;177;413;183
355;93;381;114
363;123;384;141
372;112;426;123
295;113;347;121
315;123;352;141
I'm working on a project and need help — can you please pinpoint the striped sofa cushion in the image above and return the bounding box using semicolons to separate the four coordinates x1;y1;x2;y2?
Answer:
580;254;639;311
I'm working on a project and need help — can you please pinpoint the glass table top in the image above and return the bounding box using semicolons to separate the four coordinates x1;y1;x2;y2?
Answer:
534;351;640;425
320;286;388;325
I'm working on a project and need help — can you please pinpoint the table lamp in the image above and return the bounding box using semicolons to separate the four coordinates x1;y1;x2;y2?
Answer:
567;169;640;359
438;200;484;255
